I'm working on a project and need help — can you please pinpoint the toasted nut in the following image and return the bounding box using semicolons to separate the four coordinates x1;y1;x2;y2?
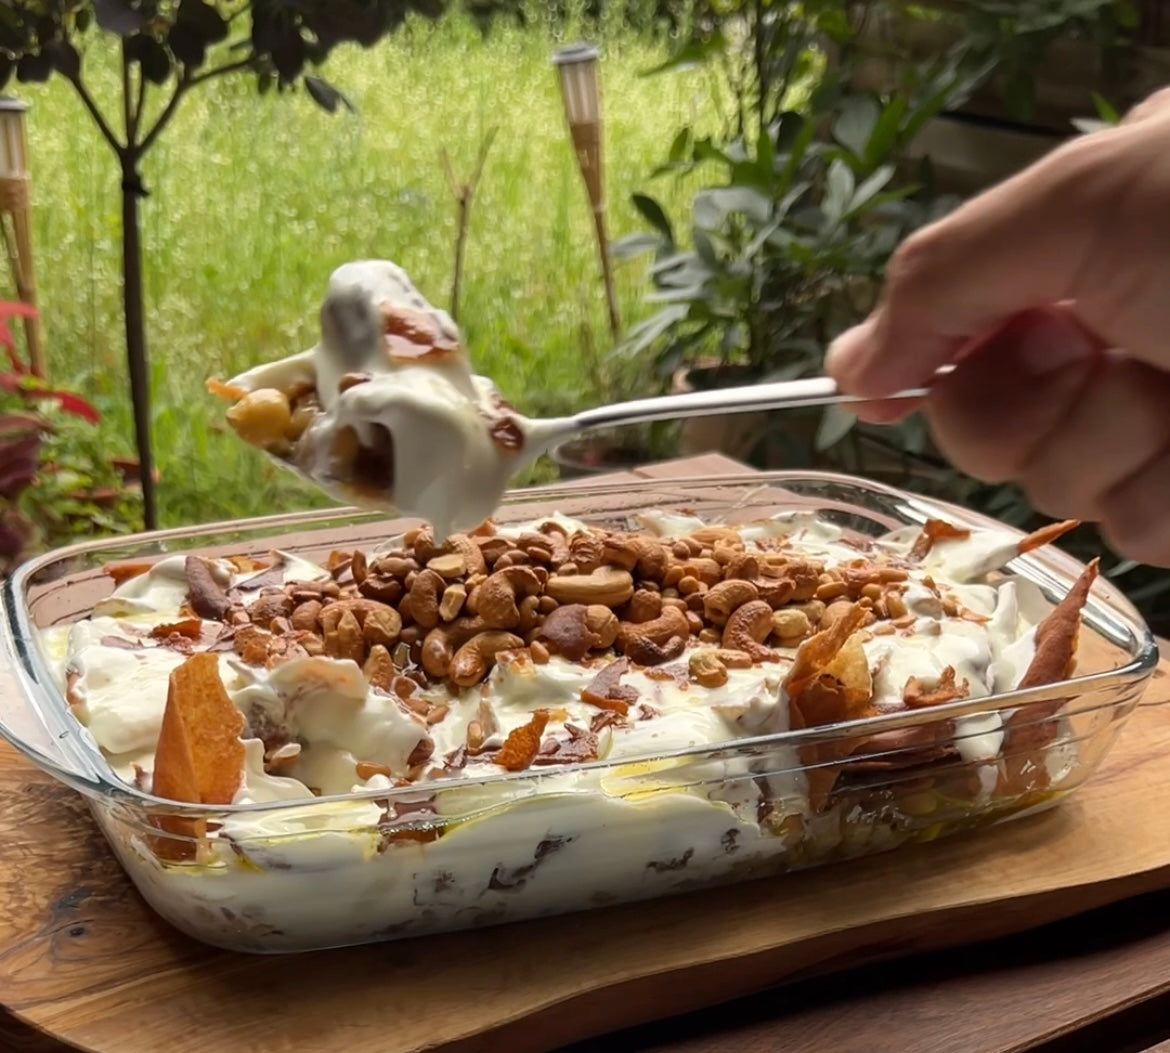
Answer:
601;534;641;572
474;535;513;564
374;556;419;579
420;616;488;679
409;569;446;630
363;606;402;647
698;627;722;645
886;591;909;619
689;650;729;688
518;594;542;633
724;552;760;581
816;580;851;601
683;557;722;585
538;595;558;614
568;532;604;573
685;610;704;635
292;630;324;656
450;631;525;687
427;553;466;578
478;566;544;629
410;527;437;564
325;609;366;664
672;541;691;559
662;564;684;588
363;644;394;691
585;605;619;648
247;590;293;629
685;592;707;613
661;596;688;612
715;648;752;669
861;582;883;601
439;584;467;622
350;549;368;585
226;388;292;451
678;575;703;596
722;600;776;662
495;550;532;569
358;574;404;604
616;605;690;666
545;566;634;607
625;589;662;624
290;599;323;632
703;580;759;623
442;533;487;576
530;640;551;664
771;608;812;641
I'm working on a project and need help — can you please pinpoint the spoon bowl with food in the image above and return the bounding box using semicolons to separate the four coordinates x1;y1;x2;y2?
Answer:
210;260;930;540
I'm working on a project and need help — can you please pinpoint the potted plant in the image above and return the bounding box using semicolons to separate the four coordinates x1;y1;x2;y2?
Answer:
612;1;992;469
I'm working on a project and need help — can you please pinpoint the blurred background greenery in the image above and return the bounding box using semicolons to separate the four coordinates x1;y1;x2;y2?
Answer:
4;0;1170;631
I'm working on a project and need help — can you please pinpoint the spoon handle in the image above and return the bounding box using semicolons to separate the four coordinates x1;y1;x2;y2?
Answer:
570;375;932;434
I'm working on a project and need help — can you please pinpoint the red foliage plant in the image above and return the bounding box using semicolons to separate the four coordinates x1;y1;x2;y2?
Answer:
0;300;101;565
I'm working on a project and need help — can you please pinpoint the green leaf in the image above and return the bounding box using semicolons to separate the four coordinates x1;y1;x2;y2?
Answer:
16;52;52;84
1092;91;1120;124
166;23;206;68
610;233;662;261
177;0;229;45
128;34;171;85
43;40;80;78
845;164;896;216
631;193;675;246
640;30;726;76
0;56;12;91
863;96;908;168
616;304;689;359
816;403;857;450
823;158;855;224
668;127;691;164
832;96;880;158
304;75;354;114
94;0;149;37
693;187;772;230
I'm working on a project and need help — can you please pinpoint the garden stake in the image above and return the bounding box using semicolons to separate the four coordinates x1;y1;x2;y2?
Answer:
553;43;621;341
0;97;44;378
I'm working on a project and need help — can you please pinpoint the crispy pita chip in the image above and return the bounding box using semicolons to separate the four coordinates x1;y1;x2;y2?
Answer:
103;561;156;587
149;618;203;641
1017;518;1080;555
909;519;971;561
151;652;246;861
205;377;248;403
784;605;876;812
1000;558;1099;797
494;710;551;772
903;666;969;708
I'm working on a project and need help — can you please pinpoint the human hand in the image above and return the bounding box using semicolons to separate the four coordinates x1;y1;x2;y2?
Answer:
826;89;1170;566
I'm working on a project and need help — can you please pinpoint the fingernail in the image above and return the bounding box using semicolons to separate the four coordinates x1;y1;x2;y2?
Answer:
1011;310;1098;376
826;317;877;382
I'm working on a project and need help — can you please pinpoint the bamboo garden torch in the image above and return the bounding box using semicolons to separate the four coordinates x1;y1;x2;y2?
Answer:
0;97;43;376
553;43;621;341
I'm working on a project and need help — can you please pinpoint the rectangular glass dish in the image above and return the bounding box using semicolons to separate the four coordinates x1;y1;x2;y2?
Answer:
0;472;1157;953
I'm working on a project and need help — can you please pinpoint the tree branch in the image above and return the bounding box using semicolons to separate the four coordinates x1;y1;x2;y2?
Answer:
188;53;258;88
65;73;124;155
139;71;191;156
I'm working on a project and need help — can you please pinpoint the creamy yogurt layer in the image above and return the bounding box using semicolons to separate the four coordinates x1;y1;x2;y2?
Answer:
45;509;1095;950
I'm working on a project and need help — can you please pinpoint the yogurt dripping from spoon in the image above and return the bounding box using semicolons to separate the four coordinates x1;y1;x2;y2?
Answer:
212;260;560;540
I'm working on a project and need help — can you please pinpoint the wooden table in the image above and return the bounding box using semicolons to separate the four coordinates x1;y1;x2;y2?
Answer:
2;454;1170;1053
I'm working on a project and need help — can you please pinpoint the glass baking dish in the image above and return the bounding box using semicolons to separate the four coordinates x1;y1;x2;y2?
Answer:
0;472;1158;953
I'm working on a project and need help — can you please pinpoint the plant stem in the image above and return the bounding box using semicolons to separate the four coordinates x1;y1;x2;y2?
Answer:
64;74;123;153
120;151;157;531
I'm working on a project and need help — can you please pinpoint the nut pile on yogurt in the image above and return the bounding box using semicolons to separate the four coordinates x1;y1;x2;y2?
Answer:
43;505;1097;949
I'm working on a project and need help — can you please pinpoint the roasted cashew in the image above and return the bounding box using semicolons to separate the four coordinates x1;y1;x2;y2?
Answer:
722;599;777;662
616;605;690;666
689;650;729;688
477;565;544;629
408;568;446;629
440;533;487;576
703;580;759;624
450;630;525;687
723;551;760;581
474;535;514;566
420;616;488;679
545;566;634;607
682;557;722;586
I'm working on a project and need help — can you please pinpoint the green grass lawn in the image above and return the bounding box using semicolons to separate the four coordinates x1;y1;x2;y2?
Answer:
19;14;710;529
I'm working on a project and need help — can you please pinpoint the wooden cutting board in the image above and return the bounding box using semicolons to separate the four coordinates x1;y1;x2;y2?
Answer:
2;456;1169;1053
